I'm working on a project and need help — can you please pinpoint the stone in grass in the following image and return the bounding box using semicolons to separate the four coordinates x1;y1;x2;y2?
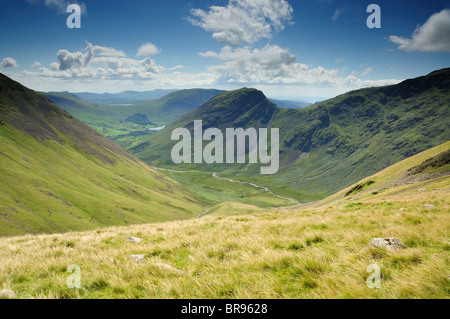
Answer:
424;204;435;209
127;236;142;243
129;254;146;263
155;263;185;275
369;237;403;250
0;289;16;299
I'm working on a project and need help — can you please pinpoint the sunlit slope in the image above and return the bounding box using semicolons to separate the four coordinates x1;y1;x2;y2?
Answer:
319;140;450;206
0;73;202;236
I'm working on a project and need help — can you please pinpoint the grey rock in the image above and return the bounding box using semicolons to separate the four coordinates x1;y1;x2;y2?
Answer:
369;237;403;250
424;204;435;209
129;254;146;263
155;263;185;274
127;236;142;243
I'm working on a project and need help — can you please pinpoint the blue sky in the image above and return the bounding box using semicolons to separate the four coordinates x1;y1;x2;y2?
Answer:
1;0;449;100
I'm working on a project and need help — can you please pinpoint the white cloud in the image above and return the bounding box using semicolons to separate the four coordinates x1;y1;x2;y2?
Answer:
335;58;345;64
31;61;42;68
21;42;166;84
136;43;161;57
389;9;450;52
361;67;373;76
8;42;400;99
56;43;93;70
0;57;19;69
200;45;397;89
188;0;293;46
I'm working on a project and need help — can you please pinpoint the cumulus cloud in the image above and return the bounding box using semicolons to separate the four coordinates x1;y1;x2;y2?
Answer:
389;9;450;52
188;0;293;45
199;45;398;89
0;57;19;69
23;42;166;84
136;43;161;57
14;41;399;98
55;43;93;70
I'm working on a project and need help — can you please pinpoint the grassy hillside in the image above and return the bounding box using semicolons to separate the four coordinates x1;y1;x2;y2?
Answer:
0;141;448;298
43;89;223;149
0;73;203;236
133;69;450;202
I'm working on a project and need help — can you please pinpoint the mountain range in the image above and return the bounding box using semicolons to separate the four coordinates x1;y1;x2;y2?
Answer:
1;68;448;236
132;68;450;201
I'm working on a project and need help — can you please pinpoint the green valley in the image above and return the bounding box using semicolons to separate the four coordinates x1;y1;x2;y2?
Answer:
43;89;224;149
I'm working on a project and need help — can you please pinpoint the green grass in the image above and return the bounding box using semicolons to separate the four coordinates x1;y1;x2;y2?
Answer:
0;173;448;298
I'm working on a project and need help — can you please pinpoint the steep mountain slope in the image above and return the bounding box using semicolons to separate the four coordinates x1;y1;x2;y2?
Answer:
0;73;203;236
1;141;448;298
132;69;450;201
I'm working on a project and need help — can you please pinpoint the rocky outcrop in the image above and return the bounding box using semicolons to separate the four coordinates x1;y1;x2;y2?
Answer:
369;237;403;250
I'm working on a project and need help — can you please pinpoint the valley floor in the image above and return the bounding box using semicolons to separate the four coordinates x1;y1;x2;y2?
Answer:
0;175;448;299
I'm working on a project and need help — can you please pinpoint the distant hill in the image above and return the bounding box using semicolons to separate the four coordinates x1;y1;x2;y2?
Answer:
74;89;177;104
43;88;225;126
132;68;450;201
0;73;203;236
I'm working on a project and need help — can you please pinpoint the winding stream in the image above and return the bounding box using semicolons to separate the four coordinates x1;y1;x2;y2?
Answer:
151;166;298;209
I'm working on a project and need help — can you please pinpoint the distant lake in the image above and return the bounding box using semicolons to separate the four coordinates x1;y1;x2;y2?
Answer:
148;125;166;132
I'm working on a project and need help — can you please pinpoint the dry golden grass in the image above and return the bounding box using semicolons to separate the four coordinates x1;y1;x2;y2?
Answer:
0;174;448;299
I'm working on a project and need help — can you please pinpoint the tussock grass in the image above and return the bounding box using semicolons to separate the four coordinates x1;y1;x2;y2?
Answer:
0;175;448;299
